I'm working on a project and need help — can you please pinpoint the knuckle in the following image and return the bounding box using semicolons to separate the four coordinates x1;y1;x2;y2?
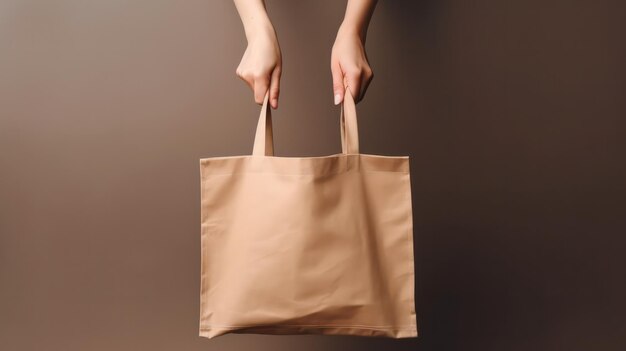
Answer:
345;66;360;75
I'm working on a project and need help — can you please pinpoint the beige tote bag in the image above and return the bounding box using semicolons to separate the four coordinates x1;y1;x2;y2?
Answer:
199;87;418;339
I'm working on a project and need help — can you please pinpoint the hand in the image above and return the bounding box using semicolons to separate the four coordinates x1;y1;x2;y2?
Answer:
236;25;282;109
331;25;374;105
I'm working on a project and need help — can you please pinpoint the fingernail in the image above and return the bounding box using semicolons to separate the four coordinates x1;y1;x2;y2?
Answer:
272;99;278;108
334;93;341;105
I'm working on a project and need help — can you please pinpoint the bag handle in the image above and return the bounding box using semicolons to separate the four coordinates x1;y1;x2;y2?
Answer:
339;85;360;155
252;84;359;156
251;91;275;156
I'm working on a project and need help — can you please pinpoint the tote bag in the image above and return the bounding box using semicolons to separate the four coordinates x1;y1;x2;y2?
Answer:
199;87;418;339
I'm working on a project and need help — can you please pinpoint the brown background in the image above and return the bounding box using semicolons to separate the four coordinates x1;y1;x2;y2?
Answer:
1;1;625;350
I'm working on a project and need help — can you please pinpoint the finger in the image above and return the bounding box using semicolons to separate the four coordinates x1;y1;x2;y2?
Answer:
269;66;281;109
343;68;361;104
331;61;345;105
359;67;374;102
253;76;270;105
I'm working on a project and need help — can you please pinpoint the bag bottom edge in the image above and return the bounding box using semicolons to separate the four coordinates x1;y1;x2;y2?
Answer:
199;324;418;339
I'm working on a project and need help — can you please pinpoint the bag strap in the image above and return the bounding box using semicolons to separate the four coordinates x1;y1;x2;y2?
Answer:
340;85;360;155
252;84;359;156
252;92;275;156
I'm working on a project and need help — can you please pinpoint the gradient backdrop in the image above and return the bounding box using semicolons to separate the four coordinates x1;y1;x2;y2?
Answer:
1;1;625;350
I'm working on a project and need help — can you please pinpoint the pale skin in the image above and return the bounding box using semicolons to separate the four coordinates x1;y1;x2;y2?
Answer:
233;0;378;109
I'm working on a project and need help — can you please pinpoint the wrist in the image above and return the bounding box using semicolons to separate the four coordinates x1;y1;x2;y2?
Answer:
338;21;367;43
243;15;276;43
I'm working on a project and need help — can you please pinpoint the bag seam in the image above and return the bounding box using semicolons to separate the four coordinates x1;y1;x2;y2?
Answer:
200;324;418;330
201;170;409;177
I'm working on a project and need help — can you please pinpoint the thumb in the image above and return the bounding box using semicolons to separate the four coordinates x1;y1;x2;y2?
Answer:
269;67;281;109
253;77;270;105
331;62;345;105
